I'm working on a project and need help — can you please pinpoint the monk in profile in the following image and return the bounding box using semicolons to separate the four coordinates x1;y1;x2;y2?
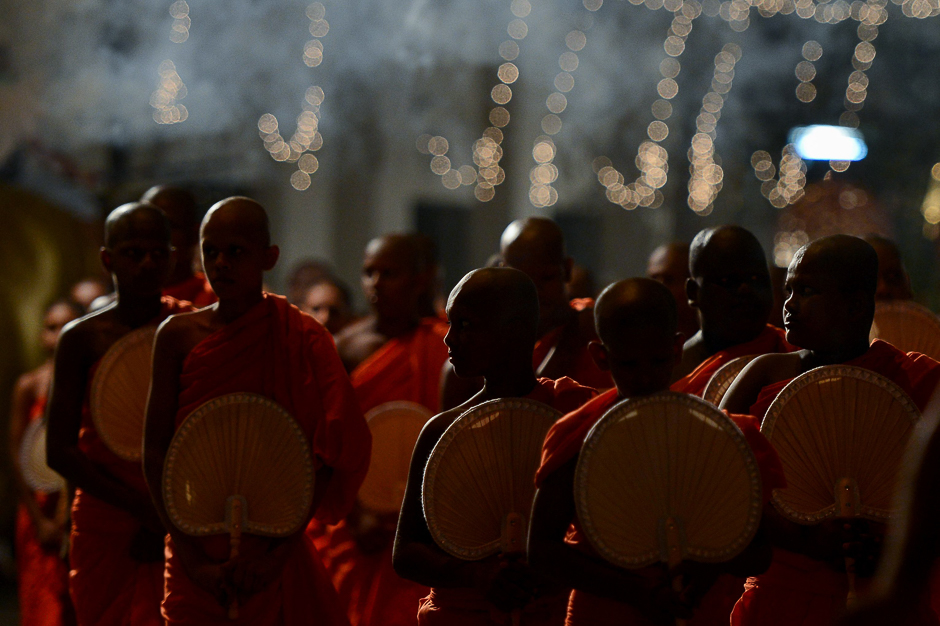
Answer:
9;300;80;626
46;203;192;626
646;242;698;340
671;225;793;397
394;267;597;625
143;197;371;625
141;185;216;307
528;278;784;625
721;235;940;625
862;234;914;301
316;233;449;626
300;277;355;336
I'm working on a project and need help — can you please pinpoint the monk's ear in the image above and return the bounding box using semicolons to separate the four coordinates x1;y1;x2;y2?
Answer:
686;277;700;309
100;247;113;273
562;257;574;283
262;245;280;271
588;340;610;372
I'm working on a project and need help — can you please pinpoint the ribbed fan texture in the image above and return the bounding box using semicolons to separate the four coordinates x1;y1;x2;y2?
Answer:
90;326;156;461
870;301;940;360
163;393;314;537
703;355;759;407
19;419;66;493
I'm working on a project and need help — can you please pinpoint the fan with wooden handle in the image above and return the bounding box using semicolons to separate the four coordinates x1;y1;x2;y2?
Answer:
90;326;157;461
358;401;432;514
702;355;760;407
19;418;66;494
870;300;940;360
163;393;315;619
761;366;920;608
575;392;763;626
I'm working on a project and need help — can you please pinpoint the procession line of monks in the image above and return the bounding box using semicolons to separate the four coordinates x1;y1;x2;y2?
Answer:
8;186;939;626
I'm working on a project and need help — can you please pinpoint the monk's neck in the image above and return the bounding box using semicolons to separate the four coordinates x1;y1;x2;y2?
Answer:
804;338;871;370
216;291;265;323
482;367;539;400
374;314;421;339
700;325;762;356
113;293;164;327
537;305;574;338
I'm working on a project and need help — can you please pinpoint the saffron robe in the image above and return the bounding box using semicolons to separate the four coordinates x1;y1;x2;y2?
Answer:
417;377;598;626
69;296;192;626
533;299;612;392
535;389;786;626
161;294;370;626
16;396;71;626
731;340;940;626
671;325;793;398
312;316;449;626
163;272;216;309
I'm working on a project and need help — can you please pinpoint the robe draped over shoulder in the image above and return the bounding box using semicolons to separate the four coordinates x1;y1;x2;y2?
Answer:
163;272;216;309
162;294;370;626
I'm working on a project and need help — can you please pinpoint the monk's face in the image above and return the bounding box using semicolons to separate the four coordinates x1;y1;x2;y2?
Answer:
361;242;425;320
301;283;351;334
593;326;680;398
502;253;570;325
783;255;857;350
690;252;772;343
871;244;913;301
647;247;689;306
200;220;277;300
444;293;507;378
102;224;173;298
41;303;78;353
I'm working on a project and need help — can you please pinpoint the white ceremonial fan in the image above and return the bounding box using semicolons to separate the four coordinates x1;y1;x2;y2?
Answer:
575;392;762;571
163;393;315;619
870;300;940;360
19;419;66;494
90;326;157;461
761;365;920;607
423;398;562;561
359;401;432;514
702;355;760;407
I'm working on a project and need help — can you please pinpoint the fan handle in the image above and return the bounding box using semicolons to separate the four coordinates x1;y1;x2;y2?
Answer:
226;495;247;620
663;517;687;626
499;513;525;626
836;478;860;610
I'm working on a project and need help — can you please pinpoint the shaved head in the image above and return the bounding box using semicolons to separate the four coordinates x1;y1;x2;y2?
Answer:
689;225;766;278
448;267;539;338
202;196;271;247
792;235;878;298
595;278;677;347
141;185;198;229
364;234;430;274
863;234;913;301
500;217;567;266
104;202;171;248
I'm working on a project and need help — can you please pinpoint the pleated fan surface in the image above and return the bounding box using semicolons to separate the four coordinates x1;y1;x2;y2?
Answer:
761;365;919;524
575;392;762;569
423;398;561;560
703;355;759;407
163;393;314;537
90;326;157;461
19;419;66;493
359;401;432;513
870;300;940;360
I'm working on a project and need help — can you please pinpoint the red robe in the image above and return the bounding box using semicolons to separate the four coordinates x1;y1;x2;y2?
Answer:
417;377;598;626
671;325;793;398
161;294;370;626
163;272;216;309
533;299;612;392
312;316;449;626
69;297;191;626
535;389;787;626
731;339;940;626
16;396;71;626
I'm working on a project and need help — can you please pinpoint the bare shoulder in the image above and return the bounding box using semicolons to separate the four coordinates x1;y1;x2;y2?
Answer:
335;316;386;371
154;308;216;360
720;351;803;412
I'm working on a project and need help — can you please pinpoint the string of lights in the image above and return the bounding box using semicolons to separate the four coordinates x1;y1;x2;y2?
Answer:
150;1;191;125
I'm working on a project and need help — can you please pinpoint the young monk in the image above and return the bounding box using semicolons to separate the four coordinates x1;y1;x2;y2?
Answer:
721;234;940;625
143;196;371;625
46;203;192;626
393;267;597;625
9;300;80;626
862;234;914;301
647;242;698;340
316;233;449;626
300;277;355;336
672;225;793;397
528;278;786;626
141;185;216;307
440;218;612;410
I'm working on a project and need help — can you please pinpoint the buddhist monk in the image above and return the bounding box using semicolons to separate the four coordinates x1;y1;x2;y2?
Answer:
528;278;786;626
672;225;793;397
646;242;698;340
300;277;354;336
440;218;612;411
143;196;371;625
286;258;334;305
9;300;80;626
69;278;110;313
862;234;914;301
141;185;216;308
394;267;597;625
315;233;449;626
720;235;940;626
46;203;192;626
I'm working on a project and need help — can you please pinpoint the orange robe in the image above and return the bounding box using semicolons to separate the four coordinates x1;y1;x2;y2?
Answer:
163;272;216;308
312;316;449;626
731;339;940;626
535;389;786;626
533;299;612;391
16;396;71;626
671;325;793;398
161;294;370;626
417;377;598;626
69;296;192;626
